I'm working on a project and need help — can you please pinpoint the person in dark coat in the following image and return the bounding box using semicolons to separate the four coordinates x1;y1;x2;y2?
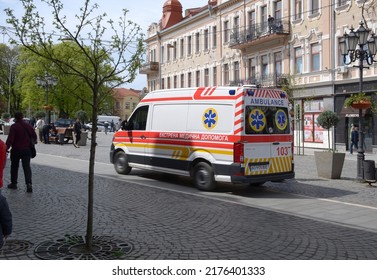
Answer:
350;126;359;154
73;119;82;148
42;123;52;144
0;193;12;249
6;112;38;193
268;15;275;33
104;121;109;134
110;120;115;132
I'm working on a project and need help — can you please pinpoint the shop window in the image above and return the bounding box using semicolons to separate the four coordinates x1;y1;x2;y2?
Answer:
304;100;324;143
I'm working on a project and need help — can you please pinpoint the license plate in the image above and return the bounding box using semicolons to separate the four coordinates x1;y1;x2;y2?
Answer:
248;163;269;172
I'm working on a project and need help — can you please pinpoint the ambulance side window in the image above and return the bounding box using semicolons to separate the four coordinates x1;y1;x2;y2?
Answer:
126;105;149;131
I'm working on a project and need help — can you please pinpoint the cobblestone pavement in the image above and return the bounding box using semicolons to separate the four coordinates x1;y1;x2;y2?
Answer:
1;132;377;260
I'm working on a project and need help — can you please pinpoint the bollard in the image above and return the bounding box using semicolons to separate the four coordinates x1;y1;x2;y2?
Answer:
363;160;376;181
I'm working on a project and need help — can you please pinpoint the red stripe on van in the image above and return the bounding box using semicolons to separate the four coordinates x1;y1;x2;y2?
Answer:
148;139;233;149
234;127;243;135
235;108;243;117
193;87;242;100
141;96;192;103
201;87;217;96
234;119;242;126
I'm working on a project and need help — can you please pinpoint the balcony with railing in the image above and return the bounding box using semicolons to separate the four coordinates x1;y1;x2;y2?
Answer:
229;20;290;49
139;61;159;74
230;73;288;88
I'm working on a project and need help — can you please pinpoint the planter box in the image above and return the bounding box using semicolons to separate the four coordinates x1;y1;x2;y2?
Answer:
77;131;88;146
2;125;10;135
351;101;371;110
314;151;345;179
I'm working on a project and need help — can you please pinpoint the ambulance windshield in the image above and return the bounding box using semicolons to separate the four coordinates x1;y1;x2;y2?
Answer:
245;106;290;135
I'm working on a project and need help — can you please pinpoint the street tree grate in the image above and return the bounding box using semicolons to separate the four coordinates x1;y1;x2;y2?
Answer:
0;240;34;258
34;235;133;260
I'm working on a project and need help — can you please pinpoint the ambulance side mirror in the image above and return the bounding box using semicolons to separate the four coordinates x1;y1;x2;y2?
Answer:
121;121;129;130
123;121;133;131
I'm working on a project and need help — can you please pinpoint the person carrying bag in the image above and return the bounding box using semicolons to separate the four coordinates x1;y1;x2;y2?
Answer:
6;112;38;193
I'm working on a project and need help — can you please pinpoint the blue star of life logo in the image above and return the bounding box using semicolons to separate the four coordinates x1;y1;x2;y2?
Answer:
275;109;288;130
203;108;218;130
249;109;266;132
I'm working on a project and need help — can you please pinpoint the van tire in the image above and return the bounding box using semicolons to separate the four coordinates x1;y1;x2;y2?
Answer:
249;182;265;187
114;151;132;175
192;162;216;191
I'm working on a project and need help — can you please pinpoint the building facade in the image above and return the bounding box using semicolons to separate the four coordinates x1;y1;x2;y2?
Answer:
140;0;377;152
112;88;142;121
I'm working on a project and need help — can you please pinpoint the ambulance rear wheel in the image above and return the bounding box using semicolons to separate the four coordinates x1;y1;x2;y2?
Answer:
249;182;265;187
192;162;216;191
114;151;132;175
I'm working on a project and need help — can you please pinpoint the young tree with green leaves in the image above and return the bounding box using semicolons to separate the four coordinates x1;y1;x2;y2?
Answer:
5;0;144;252
0;44;20;115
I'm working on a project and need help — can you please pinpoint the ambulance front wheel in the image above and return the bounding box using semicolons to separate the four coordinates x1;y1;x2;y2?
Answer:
114;151;132;175
192;162;216;191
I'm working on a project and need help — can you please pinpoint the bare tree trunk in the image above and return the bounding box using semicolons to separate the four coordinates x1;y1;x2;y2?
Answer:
85;92;99;251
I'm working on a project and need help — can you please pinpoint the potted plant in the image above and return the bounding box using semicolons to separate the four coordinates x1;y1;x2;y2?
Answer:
314;110;345;179
344;92;376;112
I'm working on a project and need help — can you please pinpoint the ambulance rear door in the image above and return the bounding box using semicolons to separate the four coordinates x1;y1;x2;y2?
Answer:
243;104;292;176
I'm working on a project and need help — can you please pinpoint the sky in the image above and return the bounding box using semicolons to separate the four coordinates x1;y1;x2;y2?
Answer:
0;0;208;90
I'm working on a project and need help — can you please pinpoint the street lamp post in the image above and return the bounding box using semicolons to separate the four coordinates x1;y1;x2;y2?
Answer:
36;73;58;124
339;21;377;180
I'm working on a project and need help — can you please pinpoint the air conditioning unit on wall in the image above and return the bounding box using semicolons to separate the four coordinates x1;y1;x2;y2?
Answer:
337;66;348;74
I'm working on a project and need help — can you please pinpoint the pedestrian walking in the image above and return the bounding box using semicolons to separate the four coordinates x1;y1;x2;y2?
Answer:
29;116;36;128
104;121;109;134
73;118;82;148
110;120;115;132
35;117;45;143
6;112;38;193
0;138;12;249
350;126;359;154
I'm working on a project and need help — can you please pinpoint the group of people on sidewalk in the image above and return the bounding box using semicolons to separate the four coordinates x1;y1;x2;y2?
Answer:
0;113;87;250
34;117;82;147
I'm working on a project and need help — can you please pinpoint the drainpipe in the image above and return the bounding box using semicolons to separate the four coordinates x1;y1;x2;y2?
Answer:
157;31;162;90
331;0;336;151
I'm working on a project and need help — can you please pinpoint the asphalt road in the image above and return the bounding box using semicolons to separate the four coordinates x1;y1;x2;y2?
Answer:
1;132;377;260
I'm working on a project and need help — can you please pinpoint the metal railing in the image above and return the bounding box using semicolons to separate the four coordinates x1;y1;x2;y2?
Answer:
139;61;159;74
229;20;290;47
230;73;288;87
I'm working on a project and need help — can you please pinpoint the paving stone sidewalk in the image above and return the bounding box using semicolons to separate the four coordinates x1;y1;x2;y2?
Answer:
1;133;377;260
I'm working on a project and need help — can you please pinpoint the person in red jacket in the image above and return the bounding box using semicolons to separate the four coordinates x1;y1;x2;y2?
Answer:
6;112;37;193
0;138;6;189
0;138;12;249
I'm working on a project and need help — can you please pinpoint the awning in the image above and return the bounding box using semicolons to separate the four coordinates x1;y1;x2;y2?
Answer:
340;106;360;117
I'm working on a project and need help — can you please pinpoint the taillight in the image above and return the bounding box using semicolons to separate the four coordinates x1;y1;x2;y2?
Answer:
234;143;244;163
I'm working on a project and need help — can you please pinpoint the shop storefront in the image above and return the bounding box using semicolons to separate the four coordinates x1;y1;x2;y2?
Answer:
334;81;377;153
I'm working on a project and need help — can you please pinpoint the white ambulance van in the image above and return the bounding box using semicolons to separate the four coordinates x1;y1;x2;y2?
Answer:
110;86;294;191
